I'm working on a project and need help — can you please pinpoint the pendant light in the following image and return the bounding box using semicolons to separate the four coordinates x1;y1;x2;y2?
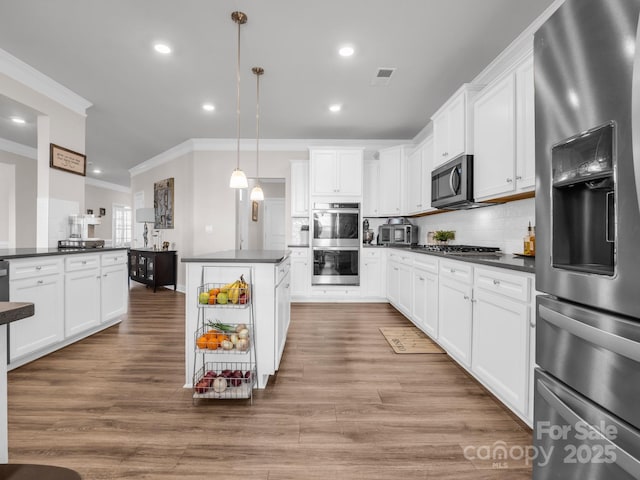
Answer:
250;67;265;201
229;11;248;189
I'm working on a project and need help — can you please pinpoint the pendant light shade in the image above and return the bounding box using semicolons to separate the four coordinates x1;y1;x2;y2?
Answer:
250;66;265;201
229;11;248;189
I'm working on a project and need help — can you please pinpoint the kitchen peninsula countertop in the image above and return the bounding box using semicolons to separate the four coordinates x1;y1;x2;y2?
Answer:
0;302;35;326
0;247;128;260
181;250;289;264
371;245;535;274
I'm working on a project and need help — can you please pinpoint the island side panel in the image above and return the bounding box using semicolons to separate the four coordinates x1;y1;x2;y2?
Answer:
184;262;277;389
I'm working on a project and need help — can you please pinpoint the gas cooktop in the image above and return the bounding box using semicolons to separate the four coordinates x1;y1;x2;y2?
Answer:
412;244;501;255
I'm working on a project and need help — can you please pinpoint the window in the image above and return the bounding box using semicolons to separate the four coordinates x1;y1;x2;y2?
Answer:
112;204;132;247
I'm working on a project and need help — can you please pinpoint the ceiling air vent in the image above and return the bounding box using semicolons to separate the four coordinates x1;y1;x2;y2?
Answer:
371;67;396;86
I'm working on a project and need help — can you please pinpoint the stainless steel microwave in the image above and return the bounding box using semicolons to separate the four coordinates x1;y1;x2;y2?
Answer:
378;224;419;245
431;154;494;210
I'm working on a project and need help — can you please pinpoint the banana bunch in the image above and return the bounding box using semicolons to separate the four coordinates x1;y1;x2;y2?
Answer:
223;275;249;304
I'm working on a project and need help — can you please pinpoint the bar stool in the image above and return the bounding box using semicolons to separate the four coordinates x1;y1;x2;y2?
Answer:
0;464;81;479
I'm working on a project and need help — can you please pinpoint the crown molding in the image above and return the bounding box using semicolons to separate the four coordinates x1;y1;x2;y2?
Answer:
0;48;92;116
85;176;132;194
130;138;411;178
0;137;37;159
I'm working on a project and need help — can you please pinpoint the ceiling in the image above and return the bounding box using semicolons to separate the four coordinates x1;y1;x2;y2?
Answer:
0;0;554;187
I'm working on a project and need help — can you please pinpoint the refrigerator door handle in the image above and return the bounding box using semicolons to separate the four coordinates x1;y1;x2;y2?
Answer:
539;304;640;363
537;377;640;477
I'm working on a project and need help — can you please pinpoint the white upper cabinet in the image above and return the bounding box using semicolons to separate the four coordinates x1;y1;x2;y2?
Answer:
474;53;535;201
363;160;380;217
378;145;408;216
290;160;309;217
309;148;363;196
405;136;435;215
432;84;483;168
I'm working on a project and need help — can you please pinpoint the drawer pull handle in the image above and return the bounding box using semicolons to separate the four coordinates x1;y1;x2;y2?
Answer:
97;276;101;279
450;268;455;273
419;276;425;281
36;266;42;270
506;177;513;183
37;280;43;284
463;295;469;300
493;279;500;285
516;175;522;180
82;261;87;265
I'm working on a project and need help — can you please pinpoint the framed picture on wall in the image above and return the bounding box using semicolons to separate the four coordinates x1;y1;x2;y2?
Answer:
154;178;174;229
99;208;106;216
50;144;86;176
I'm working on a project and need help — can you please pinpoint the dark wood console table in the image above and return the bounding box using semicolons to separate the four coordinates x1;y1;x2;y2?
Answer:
128;249;177;292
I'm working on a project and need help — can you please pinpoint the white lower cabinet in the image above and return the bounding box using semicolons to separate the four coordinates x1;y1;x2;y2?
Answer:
361;248;385;298
9;272;64;362
275;267;291;369
65;266;101;337
101;263;128;322
7;250;129;368
472;288;529;415
412;267;438;339
387;251;412;316
290;248;310;299
438;276;473;367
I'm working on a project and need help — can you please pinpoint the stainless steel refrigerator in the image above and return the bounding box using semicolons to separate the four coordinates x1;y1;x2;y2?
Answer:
534;0;640;478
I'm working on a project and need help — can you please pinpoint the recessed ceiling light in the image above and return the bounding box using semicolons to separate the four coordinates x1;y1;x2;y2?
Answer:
11;117;26;124
92;168;102;174
339;46;354;57
202;103;215;112
154;43;172;54
329;104;342;113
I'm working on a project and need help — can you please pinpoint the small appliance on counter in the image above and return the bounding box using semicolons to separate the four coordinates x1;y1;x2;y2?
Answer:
59;214;104;249
300;225;309;245
378;218;419;246
362;219;374;244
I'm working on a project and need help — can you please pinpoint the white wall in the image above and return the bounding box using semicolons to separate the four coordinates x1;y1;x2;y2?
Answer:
85;184;132;242
0;149;37;247
0;72;87;247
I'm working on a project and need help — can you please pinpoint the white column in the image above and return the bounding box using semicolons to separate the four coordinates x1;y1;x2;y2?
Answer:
36;115;50;249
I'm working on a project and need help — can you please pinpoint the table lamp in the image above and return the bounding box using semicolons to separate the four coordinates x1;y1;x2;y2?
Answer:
136;208;155;248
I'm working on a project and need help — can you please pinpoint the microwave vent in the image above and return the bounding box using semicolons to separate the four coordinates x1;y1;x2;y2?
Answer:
371;67;396;86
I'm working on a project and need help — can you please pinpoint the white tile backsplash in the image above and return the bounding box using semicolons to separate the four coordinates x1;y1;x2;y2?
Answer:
290;217;309;245
411;198;535;253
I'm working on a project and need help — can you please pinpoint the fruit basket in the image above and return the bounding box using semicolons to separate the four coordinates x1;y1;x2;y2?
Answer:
194;323;252;354
197;280;250;308
193;361;256;400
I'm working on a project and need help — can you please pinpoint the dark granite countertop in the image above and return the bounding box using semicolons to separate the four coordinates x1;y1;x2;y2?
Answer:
385;245;536;274
181;250;290;264
0;247;128;260
0;302;35;326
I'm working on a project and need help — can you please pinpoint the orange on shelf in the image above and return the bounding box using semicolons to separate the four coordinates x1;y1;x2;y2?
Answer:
206;334;219;350
196;335;208;350
208;296;215;305
209;288;220;297
216;333;229;343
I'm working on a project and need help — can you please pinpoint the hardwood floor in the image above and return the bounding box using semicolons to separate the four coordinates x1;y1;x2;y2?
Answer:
7;285;532;479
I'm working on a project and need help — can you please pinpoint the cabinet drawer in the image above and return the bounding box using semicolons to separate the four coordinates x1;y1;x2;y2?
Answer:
474;267;530;302
9;257;63;280
362;248;382;259
276;258;291;284
439;259;473;284
413;254;438;273
311;286;360;298
102;250;128;266
389;249;413;266
289;248;309;259
65;254;101;272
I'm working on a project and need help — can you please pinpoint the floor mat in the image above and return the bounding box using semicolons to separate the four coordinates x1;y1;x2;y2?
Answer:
379;327;446;354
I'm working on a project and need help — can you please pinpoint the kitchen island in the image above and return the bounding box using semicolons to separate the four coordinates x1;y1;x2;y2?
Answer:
182;250;291;391
0;248;129;369
0;302;34;463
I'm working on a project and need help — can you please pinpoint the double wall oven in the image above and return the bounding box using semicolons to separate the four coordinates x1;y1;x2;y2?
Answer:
534;1;640;478
311;202;359;286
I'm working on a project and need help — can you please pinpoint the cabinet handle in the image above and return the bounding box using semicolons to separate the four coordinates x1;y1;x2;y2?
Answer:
285;284;290;289
97;275;101;279
530;320;536;328
36;266;42;270
450;268;455;273
516;176;522;180
506;178;513;183
463;295;469;300
493;279;500;285
103;274;108;277
419;276;425;281
37;280;43;284
82;261;87;265
417;204;422;208
394;267;399;271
